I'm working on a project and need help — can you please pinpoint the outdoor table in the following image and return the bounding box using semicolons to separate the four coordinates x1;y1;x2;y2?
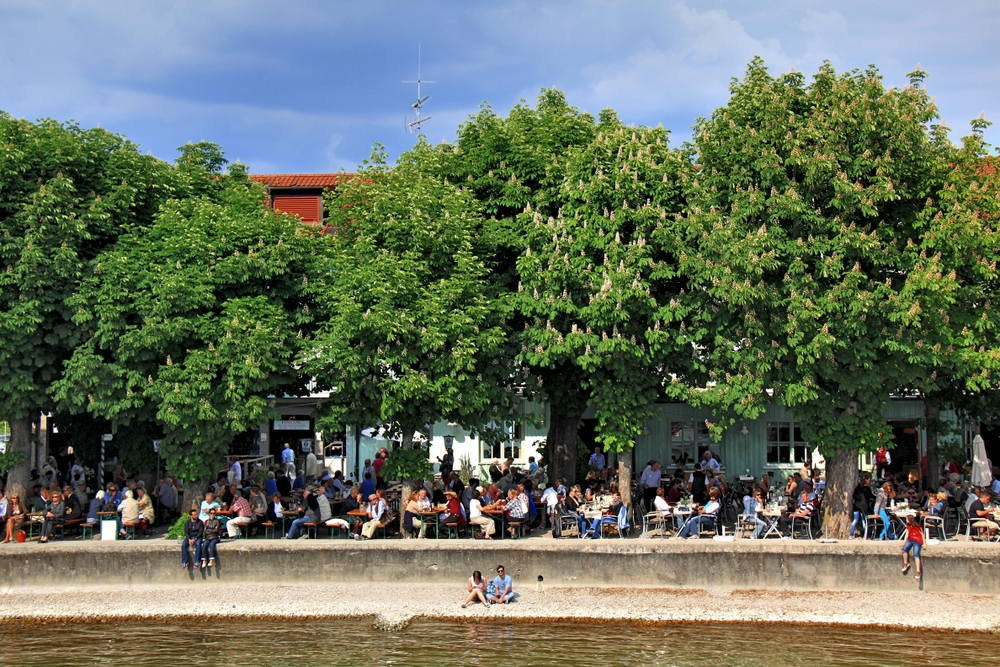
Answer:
670;507;694;538
482;506;506;540
417;508;444;539
280;510;300;535
97;511;118;541
760;509;783;539
26;512;44;540
890;509;917;540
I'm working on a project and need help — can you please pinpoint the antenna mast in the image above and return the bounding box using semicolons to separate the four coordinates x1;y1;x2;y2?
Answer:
403;45;434;133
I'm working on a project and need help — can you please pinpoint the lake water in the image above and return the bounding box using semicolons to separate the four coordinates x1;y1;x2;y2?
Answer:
0;618;982;666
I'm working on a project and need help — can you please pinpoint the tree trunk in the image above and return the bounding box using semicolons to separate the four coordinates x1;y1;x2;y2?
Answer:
822;447;858;540
546;403;586;488
5;417;33;498
399;427;415;528
924;401;940;493
180;479;210;515
617;450;634;509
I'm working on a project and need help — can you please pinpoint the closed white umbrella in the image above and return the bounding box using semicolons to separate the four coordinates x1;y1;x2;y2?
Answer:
972;434;993;488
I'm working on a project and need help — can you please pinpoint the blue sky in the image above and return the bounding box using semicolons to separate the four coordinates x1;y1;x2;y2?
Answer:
1;1;997;174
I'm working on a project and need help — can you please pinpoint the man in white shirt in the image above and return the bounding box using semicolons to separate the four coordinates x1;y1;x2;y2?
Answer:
358;494;387;540
640;461;662;511
228;459;242;486
540;483;558;529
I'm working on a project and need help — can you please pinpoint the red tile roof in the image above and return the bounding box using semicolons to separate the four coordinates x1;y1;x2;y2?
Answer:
250;173;352;188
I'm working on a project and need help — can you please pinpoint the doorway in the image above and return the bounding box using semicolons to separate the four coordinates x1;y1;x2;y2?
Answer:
888;420;920;478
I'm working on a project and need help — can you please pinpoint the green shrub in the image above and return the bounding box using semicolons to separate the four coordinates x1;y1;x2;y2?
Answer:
165;513;188;540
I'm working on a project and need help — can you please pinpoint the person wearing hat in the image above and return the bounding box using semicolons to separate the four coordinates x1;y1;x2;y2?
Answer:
358;492;387;540
439;489;464;532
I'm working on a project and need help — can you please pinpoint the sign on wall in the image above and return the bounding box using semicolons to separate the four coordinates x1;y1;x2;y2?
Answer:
273;419;311;431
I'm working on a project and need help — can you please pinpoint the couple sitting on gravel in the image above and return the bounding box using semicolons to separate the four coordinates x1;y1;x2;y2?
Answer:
461;565;513;608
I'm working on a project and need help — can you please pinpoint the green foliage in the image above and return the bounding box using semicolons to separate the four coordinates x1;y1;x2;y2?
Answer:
679;59;954;455
165;513;188;540
0;451;26;477
514;116;692;452
458;453;473;484
53;150;331;482
380;446;432;482
0;114;179;424
310;141;519;443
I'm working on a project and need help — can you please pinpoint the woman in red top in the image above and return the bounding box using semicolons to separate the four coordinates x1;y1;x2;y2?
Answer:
901;514;924;578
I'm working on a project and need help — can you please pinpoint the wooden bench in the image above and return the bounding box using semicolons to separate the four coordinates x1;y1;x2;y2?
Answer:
55;518;84;540
80;521;97;540
261;521;277;539
303;522;321;539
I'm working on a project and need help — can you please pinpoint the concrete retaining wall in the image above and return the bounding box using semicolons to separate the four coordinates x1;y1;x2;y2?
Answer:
2;539;998;594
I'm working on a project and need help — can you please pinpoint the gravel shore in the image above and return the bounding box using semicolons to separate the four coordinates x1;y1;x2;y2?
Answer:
2;582;998;632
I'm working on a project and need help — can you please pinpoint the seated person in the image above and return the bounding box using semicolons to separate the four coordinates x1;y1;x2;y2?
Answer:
504;488;528;537
666;478;684;504
118;489;140;537
677;488;721;539
180;508;204;569
487;565;513;604
359;473;376;500
263;472;279;498
440;490;464;529
586;492;624;539
968;489;998;538
743;489;767;538
201;508;222;568
38;491;67;543
778;491;815;537
265;493;286;525
285;487;320;539
652;487;671;515
61;485;82;520
199;492;220;521
462;570;489;608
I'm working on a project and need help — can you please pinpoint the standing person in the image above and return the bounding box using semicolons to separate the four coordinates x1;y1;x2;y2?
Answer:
461;571;490;608
437;448;454;478
201;508;222;569
228;458;242;486
281;443;295;478
372;450;387;489
305;448;318;483
181;508;203;569
640;461;662;512
901;514;924;578
468;489;495;540
701;450;721;472
487;565;513;604
875;446;891;480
